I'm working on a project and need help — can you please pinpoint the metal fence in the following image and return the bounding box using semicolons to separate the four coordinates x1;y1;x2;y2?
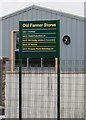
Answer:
0;60;85;120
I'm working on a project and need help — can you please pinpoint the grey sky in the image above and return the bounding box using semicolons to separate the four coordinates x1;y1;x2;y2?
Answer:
0;0;85;17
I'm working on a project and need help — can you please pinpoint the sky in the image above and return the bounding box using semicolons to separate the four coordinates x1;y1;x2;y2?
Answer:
0;0;85;17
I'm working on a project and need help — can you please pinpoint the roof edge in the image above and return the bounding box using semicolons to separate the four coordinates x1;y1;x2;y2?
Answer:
1;5;85;22
2;5;34;20
33;5;85;21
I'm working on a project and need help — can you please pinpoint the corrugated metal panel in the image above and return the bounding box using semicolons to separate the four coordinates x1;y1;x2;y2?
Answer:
2;19;6;57
71;19;77;60
60;16;68;60
35;9;45;20
60;17;84;61
27;9;34;20
2;18;11;58
85;20;86;61
76;20;84;60
0;20;2;56
13;15;19;29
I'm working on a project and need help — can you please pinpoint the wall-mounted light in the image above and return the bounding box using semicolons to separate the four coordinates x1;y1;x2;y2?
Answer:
63;35;71;45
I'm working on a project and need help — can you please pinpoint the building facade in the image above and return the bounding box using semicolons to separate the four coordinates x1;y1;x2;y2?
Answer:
0;5;85;72
0;5;85;119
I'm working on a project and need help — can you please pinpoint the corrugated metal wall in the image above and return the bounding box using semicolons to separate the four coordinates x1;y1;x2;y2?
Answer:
1;7;84;62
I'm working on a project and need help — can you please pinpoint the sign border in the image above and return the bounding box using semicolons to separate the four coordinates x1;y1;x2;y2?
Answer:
19;20;60;58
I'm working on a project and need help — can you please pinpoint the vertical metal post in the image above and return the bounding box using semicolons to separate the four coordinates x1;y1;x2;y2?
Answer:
19;58;22;120
57;20;60;120
58;58;60;120
19;21;22;120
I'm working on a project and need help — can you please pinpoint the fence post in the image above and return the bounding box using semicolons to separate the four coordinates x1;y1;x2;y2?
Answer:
58;58;60;120
19;58;22;120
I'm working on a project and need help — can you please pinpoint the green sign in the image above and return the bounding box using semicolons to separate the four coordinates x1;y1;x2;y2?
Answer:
19;20;60;58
